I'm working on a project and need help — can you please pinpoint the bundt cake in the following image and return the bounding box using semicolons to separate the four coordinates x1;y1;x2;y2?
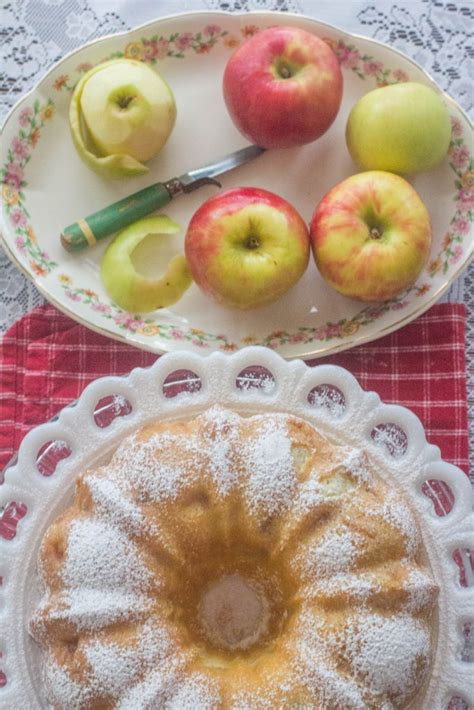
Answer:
30;406;438;709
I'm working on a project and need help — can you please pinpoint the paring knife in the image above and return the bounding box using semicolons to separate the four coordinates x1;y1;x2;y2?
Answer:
61;144;265;252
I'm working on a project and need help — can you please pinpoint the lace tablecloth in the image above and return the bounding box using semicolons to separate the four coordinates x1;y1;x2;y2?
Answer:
1;0;472;469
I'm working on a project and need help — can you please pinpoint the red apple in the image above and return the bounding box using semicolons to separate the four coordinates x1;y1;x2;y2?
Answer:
310;171;432;302
184;187;310;309
223;26;343;149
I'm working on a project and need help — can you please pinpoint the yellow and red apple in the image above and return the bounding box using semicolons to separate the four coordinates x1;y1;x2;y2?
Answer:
223;26;343;149
310;171;432;302
185;187;310;309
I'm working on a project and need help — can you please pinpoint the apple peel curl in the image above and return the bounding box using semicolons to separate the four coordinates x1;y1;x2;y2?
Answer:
70;59;176;179
101;216;192;313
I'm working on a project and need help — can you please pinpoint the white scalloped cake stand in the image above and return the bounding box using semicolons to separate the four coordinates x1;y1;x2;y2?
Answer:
0;347;472;708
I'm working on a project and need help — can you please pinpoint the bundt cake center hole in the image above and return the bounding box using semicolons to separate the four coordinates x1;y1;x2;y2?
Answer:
198;573;270;652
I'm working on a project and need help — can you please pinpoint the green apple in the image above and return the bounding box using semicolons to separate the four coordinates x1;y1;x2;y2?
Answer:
70;59;176;179
345;82;452;174
101;215;192;312
184;187;310;310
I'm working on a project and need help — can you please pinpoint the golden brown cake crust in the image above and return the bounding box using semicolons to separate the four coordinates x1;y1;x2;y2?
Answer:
30;406;438;709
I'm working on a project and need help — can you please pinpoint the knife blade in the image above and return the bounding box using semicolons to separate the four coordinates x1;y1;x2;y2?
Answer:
60;144;265;252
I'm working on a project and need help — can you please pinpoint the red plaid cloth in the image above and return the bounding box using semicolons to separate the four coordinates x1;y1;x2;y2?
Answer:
0;303;469;475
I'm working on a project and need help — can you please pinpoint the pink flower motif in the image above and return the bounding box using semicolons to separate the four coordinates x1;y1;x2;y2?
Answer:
175;32;193;51
91;302;112;314
339;46;360;68
450;244;463;264
366;305;386;319
15;235;26;249
19;107;33;127
4;163;24;190
393;68;409;82
390;301;407;310
143;40;157;60
113;312;132;326
307;329;320;342
192;338;206;347
458;188;474;211
363;60;383;76
113;312;145;330
65;290;81;302
451;117;463;138
196;43;212;54
12;137;29;161
449;144;470;169
77;62;93;73
203;24;221;37
170;329;185;339
290;333;306;344
10;208;27;227
324;324;343;338
144;38;169;59
452;215;470;235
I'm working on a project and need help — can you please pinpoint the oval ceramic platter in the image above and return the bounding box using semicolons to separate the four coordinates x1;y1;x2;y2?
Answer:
0;10;473;358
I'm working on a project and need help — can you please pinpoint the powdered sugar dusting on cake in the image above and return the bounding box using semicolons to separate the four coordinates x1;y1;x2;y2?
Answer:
303;660;367;710
293;450;368;516
342;449;371;485
63;518;153;591
293;613;366;709
231;691;275;709
293;477;327;514
367;490;420;557
110;432;200;504
115;661;185;710
86;475;147;535
85;636;145;698
45;589;152;631
303;527;363;577
343;613;431;698
166;674;220;708
45;662;91;709
200;407;241;496
45;620;218;710
84;621;177;700
312;572;381;602
404;566;438;613
242;416;297;516
293;608;431;707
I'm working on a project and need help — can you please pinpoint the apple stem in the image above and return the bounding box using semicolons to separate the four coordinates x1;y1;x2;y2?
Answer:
246;236;260;249
117;95;134;109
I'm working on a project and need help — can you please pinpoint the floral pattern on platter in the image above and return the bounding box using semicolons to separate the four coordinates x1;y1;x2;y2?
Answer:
324;37;410;86
51;24;263;93
1;22;472;351
57;275;239;349
428;117;474;277
1;100;58;276
52;30;407;94
57;274;432;350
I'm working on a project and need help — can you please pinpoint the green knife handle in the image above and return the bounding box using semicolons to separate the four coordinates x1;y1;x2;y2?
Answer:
61;182;172;252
